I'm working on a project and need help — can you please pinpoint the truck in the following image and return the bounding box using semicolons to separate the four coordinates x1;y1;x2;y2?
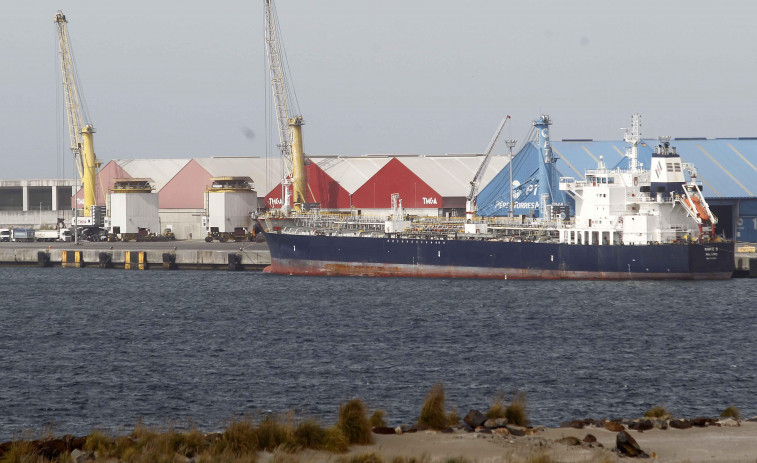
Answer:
34;228;72;242
11;228;35;242
0;229;10;242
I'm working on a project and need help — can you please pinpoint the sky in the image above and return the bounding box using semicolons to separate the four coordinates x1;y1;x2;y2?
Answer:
3;0;757;179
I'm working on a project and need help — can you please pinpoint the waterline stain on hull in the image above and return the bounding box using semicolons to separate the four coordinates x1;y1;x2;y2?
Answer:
264;233;734;280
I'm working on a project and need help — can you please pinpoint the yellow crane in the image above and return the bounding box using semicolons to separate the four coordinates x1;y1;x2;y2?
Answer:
54;11;103;235
264;0;307;214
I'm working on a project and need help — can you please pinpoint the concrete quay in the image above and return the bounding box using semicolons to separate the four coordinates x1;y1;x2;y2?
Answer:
0;240;271;271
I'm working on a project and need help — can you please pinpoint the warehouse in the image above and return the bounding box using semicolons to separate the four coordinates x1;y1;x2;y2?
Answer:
1;138;755;242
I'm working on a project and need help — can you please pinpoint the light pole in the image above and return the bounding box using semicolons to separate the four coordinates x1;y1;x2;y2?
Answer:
505;139;517;218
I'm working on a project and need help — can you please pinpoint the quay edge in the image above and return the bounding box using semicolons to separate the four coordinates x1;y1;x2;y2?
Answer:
0;245;270;271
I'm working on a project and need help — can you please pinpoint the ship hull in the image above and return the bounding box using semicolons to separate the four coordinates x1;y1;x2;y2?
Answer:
264;233;734;280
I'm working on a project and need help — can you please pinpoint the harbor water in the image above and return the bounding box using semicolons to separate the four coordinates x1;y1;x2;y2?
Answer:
1;267;755;440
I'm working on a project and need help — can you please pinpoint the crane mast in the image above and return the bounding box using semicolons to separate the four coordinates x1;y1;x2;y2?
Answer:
264;0;306;213
55;11;99;220
466;116;510;221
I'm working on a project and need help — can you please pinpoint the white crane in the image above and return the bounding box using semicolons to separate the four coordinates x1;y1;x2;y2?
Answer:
264;0;306;214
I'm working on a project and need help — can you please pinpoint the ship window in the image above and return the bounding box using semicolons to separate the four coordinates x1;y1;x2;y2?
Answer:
667;163;674;172
675;163;681;172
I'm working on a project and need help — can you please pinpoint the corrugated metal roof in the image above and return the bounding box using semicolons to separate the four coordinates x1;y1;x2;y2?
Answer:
195;157;282;196
116;159;189;192
550;139;757;198
111;154;512;201
108;139;757;209
397;154;509;197
313;156;391;194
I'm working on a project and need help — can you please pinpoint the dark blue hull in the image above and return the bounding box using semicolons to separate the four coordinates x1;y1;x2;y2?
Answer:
264;233;734;279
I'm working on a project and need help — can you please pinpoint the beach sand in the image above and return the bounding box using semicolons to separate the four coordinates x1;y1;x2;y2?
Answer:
261;421;757;463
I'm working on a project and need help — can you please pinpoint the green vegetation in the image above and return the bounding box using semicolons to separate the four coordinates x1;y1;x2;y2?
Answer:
418;383;449;430
643;406;670;419
505;392;529;427
338;399;374;445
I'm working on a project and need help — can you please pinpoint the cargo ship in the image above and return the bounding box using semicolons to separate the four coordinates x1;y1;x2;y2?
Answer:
260;115;734;280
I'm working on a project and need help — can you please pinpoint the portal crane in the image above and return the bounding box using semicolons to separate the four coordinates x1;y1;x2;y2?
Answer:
466;116;510;222
264;0;307;214
55;11;103;237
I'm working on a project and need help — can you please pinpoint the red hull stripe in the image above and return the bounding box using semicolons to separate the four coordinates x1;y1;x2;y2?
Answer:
266;259;732;280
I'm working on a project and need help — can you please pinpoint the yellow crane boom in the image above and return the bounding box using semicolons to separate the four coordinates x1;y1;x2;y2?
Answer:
54;11;99;219
264;0;306;213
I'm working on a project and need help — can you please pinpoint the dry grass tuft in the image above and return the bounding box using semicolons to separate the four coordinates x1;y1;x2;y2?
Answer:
0;440;42;463
505;392;528;427
322;426;350;453
83;429;117;457
271;449;302;463
643;406;670;419
255;415;294;452
525;452;555;463
293;419;327;450
720;406;741;421
117;422;209;463
447;408;460;427
338;399;374;445
418;383;448;430
338;452;385;463
390;456;431;463
369;410;387;428
441;457;472;463
196;450;258;463
486;389;507;419
211;417;259;457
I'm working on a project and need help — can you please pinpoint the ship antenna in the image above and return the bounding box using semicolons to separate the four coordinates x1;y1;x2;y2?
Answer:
623;113;642;172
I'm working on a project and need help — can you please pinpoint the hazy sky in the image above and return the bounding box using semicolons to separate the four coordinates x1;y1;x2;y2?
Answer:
3;1;756;179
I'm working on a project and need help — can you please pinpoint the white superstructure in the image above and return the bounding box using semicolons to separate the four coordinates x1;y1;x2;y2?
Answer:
558;114;717;246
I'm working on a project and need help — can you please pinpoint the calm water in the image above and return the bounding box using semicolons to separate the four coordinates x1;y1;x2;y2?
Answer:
0;267;755;440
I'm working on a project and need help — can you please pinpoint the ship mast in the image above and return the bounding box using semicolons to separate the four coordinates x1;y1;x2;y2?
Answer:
264;0;306;214
623;113;642;172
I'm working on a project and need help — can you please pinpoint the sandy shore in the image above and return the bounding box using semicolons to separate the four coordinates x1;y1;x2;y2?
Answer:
263;421;757;463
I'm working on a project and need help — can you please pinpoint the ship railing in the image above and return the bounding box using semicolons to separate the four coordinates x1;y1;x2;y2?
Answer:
636;195;675;203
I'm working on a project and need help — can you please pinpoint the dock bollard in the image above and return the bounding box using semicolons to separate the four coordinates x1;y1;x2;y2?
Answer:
227;253;242;271
125;251;147;270
162;253;177;270
37;251;51;268
61;250;83;268
98;252;113;269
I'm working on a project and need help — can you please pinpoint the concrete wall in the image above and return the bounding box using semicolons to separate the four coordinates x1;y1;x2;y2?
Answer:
0;210;73;228
159;209;205;240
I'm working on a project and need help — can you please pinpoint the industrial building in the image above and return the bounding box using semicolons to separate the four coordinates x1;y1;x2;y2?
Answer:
1;137;756;242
